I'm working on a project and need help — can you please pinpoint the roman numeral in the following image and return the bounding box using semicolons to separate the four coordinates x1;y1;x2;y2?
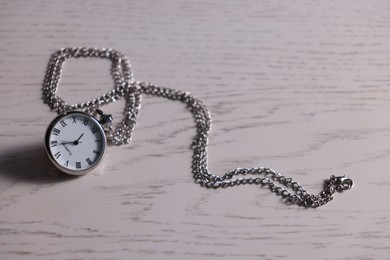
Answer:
72;116;77;123
54;151;61;159
95;139;102;142
76;162;81;169
83;118;89;126
91;126;98;134
52;128;60;136
60;120;67;127
93;150;100;155
86;158;93;166
51;141;57;147
64;160;69;167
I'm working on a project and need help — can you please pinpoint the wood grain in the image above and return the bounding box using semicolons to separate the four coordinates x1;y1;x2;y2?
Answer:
1;0;390;259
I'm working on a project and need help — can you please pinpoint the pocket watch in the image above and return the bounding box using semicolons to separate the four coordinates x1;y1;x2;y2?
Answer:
41;47;353;207
44;111;108;175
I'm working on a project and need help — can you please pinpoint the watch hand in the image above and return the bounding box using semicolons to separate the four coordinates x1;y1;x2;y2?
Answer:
76;133;84;142
61;141;82;145
73;133;84;145
61;143;73;156
61;141;73;145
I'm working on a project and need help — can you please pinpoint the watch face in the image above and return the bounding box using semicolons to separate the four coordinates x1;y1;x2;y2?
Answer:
44;111;107;175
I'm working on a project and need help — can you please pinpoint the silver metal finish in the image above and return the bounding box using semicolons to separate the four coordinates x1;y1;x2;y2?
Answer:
44;111;107;176
42;47;353;207
42;47;140;145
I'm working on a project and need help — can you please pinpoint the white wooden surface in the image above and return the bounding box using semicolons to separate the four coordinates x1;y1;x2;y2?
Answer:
1;0;390;259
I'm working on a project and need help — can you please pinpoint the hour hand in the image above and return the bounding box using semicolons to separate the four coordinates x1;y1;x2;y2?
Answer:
74;133;84;144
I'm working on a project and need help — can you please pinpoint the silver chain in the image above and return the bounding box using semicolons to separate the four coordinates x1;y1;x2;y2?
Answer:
42;47;353;208
42;47;140;145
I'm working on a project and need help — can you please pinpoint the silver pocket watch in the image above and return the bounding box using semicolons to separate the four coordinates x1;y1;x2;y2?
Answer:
44;110;111;175
42;47;353;207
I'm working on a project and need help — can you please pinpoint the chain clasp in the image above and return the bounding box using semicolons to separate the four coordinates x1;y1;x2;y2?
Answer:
331;175;353;192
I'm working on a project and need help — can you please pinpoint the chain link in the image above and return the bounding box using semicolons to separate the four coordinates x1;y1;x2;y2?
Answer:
42;47;353;208
42;47;141;145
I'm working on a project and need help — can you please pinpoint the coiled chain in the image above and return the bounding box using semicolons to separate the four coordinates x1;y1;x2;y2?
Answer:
42;47;353;208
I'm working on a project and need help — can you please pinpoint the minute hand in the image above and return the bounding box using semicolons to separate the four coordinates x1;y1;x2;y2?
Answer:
61;141;82;145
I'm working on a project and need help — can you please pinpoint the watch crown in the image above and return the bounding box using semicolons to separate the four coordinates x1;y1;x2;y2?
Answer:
95;109;113;132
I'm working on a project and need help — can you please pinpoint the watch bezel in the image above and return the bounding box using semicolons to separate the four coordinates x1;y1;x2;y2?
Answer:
44;111;107;176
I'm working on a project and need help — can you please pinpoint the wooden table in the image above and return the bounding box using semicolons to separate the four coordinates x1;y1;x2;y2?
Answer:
1;0;389;259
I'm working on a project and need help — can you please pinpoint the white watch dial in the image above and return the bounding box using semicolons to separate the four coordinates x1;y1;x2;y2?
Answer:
45;111;107;175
